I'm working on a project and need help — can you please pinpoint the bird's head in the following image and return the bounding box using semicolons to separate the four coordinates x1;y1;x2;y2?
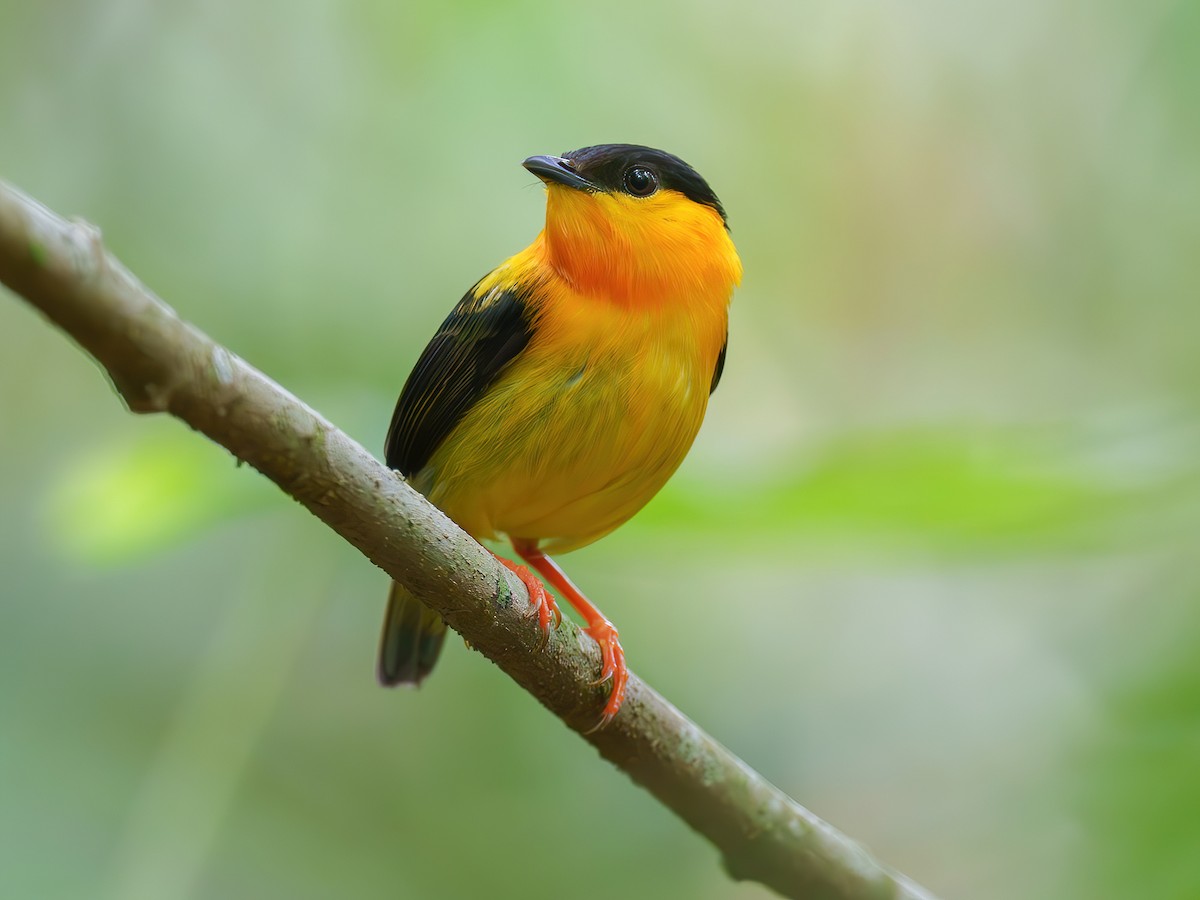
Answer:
524;144;742;306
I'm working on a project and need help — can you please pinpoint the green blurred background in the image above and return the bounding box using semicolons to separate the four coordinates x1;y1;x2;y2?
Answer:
3;1;1198;898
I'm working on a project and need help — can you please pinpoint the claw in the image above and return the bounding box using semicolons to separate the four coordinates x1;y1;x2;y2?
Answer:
494;554;561;643
583;620;627;730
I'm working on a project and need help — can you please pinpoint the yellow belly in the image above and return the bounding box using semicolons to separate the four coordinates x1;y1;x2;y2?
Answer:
415;291;724;554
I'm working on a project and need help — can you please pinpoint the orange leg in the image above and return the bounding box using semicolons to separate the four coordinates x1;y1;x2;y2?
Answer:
513;539;628;729
492;552;561;642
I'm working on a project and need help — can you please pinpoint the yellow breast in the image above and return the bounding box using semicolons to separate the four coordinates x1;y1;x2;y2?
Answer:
417;234;733;552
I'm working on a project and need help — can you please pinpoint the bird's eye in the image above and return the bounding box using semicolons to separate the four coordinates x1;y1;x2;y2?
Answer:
623;166;658;197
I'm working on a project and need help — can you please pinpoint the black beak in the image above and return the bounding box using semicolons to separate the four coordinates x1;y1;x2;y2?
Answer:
522;155;595;192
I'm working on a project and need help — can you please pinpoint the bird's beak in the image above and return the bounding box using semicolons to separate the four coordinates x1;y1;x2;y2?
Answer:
522;155;595;192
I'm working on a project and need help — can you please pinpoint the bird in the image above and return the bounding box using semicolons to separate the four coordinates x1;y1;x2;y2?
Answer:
377;143;742;727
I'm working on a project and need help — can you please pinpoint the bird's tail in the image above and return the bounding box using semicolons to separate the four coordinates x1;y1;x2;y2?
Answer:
377;581;447;685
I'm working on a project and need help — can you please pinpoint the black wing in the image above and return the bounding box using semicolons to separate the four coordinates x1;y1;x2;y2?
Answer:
709;333;728;394
385;283;534;477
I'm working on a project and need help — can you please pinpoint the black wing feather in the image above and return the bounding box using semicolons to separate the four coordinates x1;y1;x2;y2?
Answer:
385;284;533;477
709;333;728;394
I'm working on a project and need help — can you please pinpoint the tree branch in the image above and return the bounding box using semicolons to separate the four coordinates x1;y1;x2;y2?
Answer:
0;178;938;900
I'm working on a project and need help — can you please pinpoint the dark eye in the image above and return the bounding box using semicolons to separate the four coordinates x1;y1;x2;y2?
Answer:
623;166;658;197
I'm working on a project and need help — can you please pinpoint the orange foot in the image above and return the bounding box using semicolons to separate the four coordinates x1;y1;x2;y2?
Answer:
584;618;627;732
510;540;630;730
493;553;562;643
